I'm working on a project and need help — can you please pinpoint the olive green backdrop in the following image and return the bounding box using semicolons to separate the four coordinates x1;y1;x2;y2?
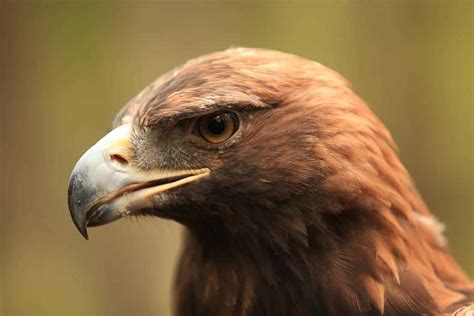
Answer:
1;1;472;315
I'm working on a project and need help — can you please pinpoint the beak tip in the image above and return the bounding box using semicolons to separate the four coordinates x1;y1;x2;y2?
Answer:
69;207;89;240
78;224;89;240
68;173;93;240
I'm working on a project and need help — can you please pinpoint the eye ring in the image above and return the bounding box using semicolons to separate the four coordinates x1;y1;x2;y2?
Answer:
194;112;239;144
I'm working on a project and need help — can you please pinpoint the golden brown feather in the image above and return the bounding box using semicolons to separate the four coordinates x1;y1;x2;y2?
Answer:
120;48;474;315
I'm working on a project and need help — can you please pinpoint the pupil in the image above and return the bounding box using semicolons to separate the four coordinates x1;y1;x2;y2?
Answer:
208;115;226;135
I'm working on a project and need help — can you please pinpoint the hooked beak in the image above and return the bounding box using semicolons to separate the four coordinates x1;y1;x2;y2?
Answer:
67;124;209;239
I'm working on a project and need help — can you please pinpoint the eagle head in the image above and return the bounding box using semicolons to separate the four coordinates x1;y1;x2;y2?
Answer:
68;48;350;238
67;48;473;315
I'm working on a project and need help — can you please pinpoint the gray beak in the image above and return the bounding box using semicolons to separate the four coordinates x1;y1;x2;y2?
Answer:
67;124;210;239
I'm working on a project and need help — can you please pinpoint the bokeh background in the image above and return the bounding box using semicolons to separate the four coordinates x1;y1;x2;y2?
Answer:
1;1;472;315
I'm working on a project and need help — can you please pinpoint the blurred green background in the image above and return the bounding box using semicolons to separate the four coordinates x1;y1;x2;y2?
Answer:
0;1;472;315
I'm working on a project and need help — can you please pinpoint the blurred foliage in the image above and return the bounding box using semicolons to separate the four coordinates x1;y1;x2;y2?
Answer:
0;1;472;315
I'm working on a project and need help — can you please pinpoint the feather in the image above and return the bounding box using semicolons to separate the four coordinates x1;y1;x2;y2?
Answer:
103;48;474;315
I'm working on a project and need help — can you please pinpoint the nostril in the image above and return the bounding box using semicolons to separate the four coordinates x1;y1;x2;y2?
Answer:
109;154;129;167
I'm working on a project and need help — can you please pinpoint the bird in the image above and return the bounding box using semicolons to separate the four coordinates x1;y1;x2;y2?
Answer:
68;48;474;315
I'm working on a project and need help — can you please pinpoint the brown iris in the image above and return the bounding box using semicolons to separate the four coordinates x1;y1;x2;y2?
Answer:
197;112;238;143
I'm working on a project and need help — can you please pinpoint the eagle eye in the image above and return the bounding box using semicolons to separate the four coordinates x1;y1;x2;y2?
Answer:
195;112;239;144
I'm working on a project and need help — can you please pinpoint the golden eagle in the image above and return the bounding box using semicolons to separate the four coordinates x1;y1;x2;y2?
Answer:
68;48;474;315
